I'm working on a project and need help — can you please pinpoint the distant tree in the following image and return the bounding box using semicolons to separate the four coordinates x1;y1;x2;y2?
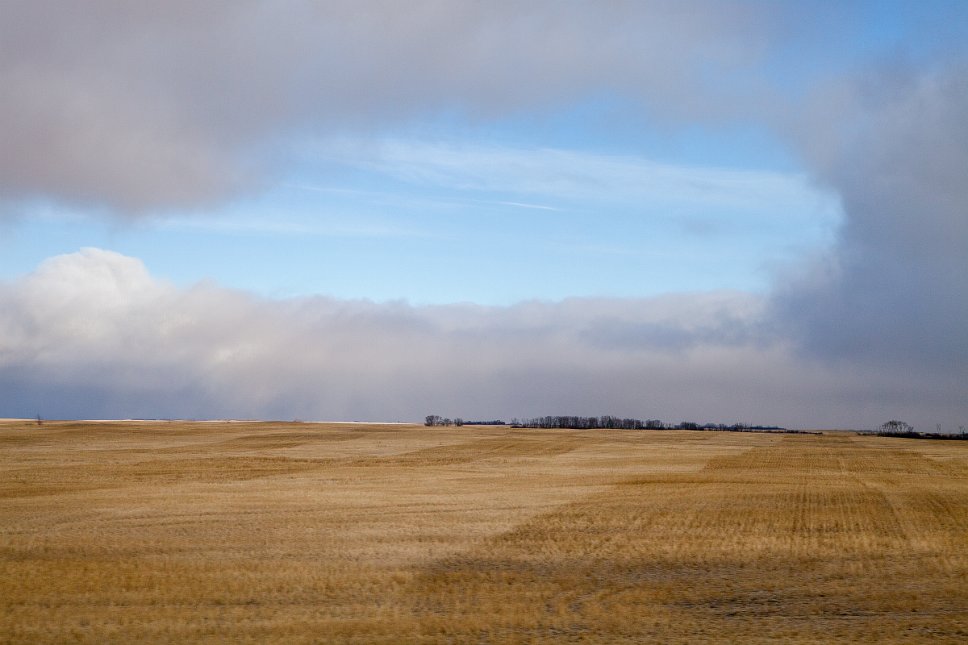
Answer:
880;420;913;434
454;418;464;427
425;415;442;427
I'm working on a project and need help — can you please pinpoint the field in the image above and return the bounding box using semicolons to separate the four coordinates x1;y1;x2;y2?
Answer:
2;421;967;643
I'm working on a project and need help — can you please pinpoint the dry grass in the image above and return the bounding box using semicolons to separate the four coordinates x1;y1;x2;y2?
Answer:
1;421;966;643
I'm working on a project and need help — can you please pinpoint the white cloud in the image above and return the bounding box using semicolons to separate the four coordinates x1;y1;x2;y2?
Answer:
1;248;963;430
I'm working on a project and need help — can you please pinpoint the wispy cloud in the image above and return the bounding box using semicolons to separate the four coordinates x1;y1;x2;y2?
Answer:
495;201;560;211
314;138;842;225
157;214;422;239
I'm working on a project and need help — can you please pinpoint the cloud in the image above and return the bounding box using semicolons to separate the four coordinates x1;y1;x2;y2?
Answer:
1;248;963;429
773;62;968;383
0;1;783;214
315;138;838;221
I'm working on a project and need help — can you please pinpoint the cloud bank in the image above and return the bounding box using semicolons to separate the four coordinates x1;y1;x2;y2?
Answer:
0;0;780;213
774;63;968;382
0;248;961;429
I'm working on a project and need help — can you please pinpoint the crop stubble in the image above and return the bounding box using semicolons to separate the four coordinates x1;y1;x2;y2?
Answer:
0;421;966;643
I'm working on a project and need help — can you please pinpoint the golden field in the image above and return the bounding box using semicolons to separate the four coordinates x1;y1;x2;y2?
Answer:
1;420;967;643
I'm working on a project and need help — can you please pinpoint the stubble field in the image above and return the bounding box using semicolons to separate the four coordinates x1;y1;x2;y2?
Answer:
1;420;967;643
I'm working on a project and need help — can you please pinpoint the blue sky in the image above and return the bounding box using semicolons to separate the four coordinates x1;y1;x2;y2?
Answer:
1;134;840;304
0;1;965;428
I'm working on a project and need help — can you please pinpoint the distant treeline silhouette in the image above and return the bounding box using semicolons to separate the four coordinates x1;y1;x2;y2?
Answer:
859;420;968;440
868;431;968;440
509;416;796;432
428;415;815;434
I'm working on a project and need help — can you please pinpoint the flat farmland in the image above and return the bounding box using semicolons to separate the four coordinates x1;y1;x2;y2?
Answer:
1;421;967;643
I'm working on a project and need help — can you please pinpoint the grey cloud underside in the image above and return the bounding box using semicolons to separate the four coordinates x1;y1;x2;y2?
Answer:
0;0;777;213
0;249;963;429
774;63;968;374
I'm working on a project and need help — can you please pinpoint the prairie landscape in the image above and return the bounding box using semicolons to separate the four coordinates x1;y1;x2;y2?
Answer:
1;420;967;643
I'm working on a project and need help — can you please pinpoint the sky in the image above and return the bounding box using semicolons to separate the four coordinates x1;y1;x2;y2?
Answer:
1;1;966;430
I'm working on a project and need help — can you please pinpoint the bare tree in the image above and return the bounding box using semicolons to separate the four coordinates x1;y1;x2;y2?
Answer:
880;420;913;434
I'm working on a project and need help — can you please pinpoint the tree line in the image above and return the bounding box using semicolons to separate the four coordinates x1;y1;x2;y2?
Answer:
868;419;968;440
425;414;791;432
508;416;786;431
511;416;661;430
424;415;463;427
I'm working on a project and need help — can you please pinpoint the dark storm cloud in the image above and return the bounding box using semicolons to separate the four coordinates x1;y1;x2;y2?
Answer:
774;63;968;384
